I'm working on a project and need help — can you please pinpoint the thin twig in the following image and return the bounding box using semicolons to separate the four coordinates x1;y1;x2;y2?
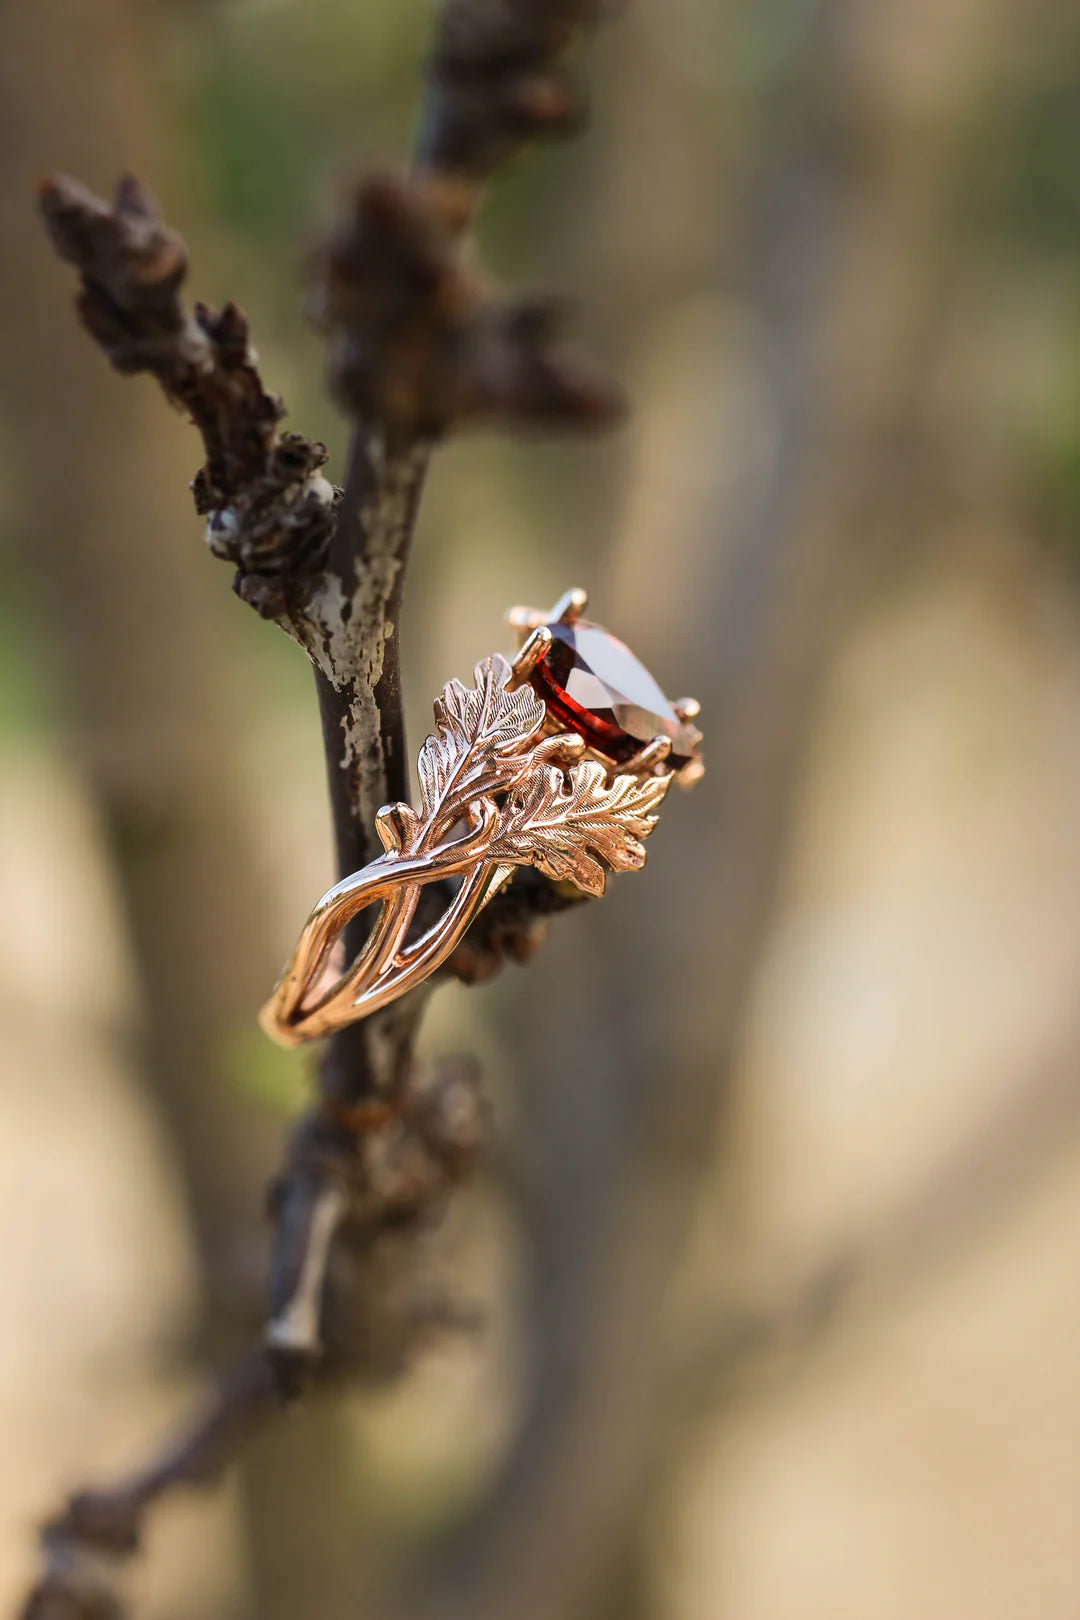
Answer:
21;1354;277;1620
18;1054;487;1620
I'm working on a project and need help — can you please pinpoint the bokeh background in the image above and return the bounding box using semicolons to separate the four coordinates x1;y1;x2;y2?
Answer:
3;2;1080;1618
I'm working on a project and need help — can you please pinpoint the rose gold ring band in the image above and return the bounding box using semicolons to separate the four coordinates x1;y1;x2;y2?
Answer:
259;589;703;1048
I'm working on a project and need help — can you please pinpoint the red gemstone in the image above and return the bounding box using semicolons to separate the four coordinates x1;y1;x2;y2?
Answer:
529;618;697;767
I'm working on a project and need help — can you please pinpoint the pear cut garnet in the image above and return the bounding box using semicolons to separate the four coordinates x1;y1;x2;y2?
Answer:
529;618;697;768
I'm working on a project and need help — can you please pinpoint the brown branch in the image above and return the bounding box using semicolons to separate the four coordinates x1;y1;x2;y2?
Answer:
18;1055;487;1620
21;1355;277;1620
263;0;622;1398
28;3;623;1606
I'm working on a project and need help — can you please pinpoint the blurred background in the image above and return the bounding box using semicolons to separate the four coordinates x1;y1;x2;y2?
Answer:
3;1;1080;1618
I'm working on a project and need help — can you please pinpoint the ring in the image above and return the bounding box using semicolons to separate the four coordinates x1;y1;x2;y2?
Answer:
260;589;704;1047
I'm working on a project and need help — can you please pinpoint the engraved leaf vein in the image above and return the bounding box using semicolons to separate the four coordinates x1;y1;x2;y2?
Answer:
491;760;671;896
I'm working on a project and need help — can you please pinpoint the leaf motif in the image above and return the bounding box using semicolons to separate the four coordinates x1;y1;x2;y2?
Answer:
490;760;672;897
415;654;546;839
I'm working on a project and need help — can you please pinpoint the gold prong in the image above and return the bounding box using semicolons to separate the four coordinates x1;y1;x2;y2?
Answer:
534;730;585;764
550;586;588;626
673;696;701;721
375;802;411;852
508;624;553;687
622;735;673;774
506;604;547;643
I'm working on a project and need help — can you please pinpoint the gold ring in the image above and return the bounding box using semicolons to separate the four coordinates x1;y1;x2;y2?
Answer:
260;589;704;1047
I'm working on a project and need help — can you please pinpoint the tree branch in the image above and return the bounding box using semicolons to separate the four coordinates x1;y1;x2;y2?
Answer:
264;0;621;1391
27;1;624;1611
18;1054;487;1620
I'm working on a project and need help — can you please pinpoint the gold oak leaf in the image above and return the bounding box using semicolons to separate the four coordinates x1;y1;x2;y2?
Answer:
416;654;546;834
491;760;672;897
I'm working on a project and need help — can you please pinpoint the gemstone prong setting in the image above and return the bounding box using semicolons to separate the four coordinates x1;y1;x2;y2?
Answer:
261;599;702;1046
508;624;553;687
526;611;702;771
551;586;588;626
621;735;673;774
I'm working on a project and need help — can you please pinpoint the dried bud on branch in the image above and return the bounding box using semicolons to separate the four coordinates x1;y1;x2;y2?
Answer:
419;0;608;180
38;174;338;615
308;173;623;434
447;864;586;983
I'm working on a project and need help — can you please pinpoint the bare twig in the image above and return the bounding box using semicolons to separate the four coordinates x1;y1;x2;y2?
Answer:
19;1043;496;1620
38;173;339;619
19;1054;486;1620
21;1354;277;1620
